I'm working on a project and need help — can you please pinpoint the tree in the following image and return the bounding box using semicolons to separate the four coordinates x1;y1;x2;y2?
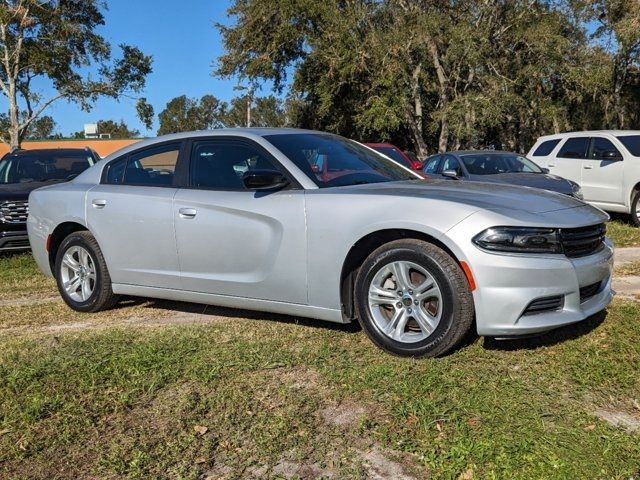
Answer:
136;97;155;132
0;1;153;149
157;95;226;135
26;115;57;139
96;119;139;138
223;94;287;127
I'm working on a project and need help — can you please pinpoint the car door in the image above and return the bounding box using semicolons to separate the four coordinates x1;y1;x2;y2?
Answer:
86;141;185;289
580;136;625;206
548;137;587;183
173;137;308;304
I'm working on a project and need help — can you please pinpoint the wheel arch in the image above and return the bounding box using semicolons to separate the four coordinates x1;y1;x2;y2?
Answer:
339;228;465;321
48;221;89;272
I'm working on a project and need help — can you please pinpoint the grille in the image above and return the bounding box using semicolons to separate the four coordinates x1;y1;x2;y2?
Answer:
560;223;606;258
579;281;602;303
0;200;29;224
522;295;565;316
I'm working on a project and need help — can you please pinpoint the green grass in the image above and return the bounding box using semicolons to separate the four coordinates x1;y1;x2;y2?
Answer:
1;254;639;479
607;219;640;248
615;261;640;277
0;253;55;300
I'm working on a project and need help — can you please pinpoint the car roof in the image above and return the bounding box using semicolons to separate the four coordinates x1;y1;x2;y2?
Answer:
446;150;520;156
5;148;95;158
536;130;640;141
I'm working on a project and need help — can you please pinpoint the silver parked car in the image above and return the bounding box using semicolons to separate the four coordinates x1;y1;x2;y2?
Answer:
28;129;614;357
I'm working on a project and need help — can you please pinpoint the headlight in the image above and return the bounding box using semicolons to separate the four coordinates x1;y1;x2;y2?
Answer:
569;182;583;200
473;227;562;254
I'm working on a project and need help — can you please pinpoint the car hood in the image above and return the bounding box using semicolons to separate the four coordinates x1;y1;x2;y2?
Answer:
332;179;585;214
466;173;574;194
0;181;63;201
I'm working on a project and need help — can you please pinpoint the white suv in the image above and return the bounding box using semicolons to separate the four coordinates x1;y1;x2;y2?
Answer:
528;131;640;226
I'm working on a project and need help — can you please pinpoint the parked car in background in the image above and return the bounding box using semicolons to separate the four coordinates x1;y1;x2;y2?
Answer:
29;129;612;357
528;131;640;226
422;151;583;198
364;142;423;170
0;148;99;252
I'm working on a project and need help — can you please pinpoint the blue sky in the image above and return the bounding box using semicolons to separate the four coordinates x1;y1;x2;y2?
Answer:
16;0;261;136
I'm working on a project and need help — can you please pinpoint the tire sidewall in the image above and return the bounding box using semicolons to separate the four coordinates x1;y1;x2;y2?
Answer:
356;244;463;356
55;234;105;312
632;192;640;227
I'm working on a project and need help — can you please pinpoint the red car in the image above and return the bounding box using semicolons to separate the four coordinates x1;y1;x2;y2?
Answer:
364;142;423;170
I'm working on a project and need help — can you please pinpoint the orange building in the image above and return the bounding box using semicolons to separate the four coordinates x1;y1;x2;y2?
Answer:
0;138;142;159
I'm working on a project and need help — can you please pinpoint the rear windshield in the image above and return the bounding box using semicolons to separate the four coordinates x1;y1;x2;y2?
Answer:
0;151;95;184
370;146;411;168
617;135;640;156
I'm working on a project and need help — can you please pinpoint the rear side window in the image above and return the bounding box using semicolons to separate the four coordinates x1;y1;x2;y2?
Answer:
104;143;181;186
189;140;279;190
532;139;560;156
423;155;441;174
617;135;640;156
557;137;589;159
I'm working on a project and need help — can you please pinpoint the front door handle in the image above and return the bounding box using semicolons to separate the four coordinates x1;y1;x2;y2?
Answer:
92;199;107;209
584;165;593;169
179;208;197;219
548;163;556;167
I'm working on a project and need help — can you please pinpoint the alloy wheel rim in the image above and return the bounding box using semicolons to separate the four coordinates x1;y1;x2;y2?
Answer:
367;260;443;343
60;246;96;302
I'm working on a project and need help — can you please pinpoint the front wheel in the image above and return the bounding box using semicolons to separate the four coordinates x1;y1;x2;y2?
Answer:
354;239;474;357
55;231;118;312
631;191;640;227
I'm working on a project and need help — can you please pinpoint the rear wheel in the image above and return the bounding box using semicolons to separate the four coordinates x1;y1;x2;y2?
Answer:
354;239;474;357
631;191;640;227
55;231;117;312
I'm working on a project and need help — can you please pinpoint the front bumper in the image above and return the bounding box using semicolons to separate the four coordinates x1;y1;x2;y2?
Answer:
0;229;30;251
468;239;614;337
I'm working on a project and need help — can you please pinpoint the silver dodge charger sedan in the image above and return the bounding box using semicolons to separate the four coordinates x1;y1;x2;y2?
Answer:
27;129;614;357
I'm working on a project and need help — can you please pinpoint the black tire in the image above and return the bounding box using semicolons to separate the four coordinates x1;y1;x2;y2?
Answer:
54;231;118;312
631;191;640;227
354;239;474;357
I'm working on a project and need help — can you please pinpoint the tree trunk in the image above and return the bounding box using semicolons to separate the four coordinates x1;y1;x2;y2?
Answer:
438;116;449;152
407;63;428;157
426;36;449;153
7;84;21;150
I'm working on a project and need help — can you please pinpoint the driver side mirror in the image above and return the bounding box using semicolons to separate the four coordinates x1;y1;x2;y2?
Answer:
242;169;290;191
442;169;460;180
541;167;550;174
602;150;623;161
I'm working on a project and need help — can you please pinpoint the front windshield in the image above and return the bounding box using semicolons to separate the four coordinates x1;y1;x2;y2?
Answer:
0;152;95;184
264;133;418;188
370;146;411;168
459;153;543;175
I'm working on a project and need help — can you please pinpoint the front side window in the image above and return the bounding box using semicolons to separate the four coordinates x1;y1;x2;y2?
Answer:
616;135;640;157
589;137;621;159
0;151;95;184
460;153;543;175
190;141;280;190
264;133;417;188
532;139;561;156
105;143;180;186
557;137;589;159
441;155;463;176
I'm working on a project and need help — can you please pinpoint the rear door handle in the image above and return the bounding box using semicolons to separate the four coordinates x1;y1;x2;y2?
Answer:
584;165;593;169
178;208;197;219
92;199;107;209
548;164;556;167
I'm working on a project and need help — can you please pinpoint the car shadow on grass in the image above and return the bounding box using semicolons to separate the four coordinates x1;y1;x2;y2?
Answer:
115;296;363;334
482;309;607;351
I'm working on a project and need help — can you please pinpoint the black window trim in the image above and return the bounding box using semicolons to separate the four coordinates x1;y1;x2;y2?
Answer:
100;139;188;188
182;136;303;192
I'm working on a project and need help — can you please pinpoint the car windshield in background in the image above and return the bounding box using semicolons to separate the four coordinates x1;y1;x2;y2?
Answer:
369;146;411;168
264;134;417;188
617;135;640;156
460;153;543;175
0;152;95;184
